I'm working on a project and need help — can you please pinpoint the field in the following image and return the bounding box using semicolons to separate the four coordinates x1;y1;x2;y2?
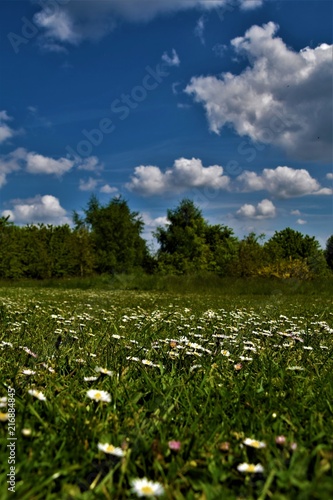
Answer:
0;279;332;499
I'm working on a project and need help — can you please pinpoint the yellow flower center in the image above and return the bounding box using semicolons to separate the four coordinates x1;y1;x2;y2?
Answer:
141;486;154;495
247;465;256;472
106;445;115;453
95;392;102;400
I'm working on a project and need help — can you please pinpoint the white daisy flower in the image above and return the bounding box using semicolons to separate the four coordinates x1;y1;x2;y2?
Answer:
84;376;99;382
243;438;266;449
95;367;113;376
28;389;46;401
131;477;164;497
237;463;264;473
22;369;36;375
98;442;125;457
86;390;111;403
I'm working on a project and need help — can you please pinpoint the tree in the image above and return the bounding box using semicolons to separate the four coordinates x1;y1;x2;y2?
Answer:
232;232;265;277
154;199;238;274
80;195;149;274
325;235;333;271
264;228;328;277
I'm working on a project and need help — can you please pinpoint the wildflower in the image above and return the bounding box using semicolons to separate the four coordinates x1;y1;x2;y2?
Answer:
290;442;297;451
0;397;7;408
28;389;46;401
234;363;243;371
219;441;230;451
168;440;181;451
22;369;36;375
243;438;266;449
95;367;113;376
287;366;304;371
275;435;286;445
237;463;264;473
22;428;32;436
131;477;164;497
221;350;231;357
0;412;8;422
84;376;99;382
22;347;38;358
98;442;125;457
86;390;111;403
142;359;159;368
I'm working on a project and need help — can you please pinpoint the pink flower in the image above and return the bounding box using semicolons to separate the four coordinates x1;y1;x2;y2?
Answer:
168;440;181;451
275;435;286;445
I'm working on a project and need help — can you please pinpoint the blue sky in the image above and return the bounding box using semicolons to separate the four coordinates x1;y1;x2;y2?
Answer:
0;0;332;248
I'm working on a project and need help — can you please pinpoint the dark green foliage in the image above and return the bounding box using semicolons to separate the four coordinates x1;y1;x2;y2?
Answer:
325;235;333;270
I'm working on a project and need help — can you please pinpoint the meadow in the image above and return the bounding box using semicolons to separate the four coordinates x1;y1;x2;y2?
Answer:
0;278;332;499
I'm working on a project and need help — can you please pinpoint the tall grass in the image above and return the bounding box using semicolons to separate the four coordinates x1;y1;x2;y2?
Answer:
0;286;332;499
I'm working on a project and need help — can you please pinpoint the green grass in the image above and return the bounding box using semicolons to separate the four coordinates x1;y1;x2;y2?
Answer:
0;282;332;499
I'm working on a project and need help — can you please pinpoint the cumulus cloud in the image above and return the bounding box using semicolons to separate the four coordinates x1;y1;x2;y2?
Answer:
236;198;276;219
296;218;307;225
100;184;118;194
33;0;264;49
0;148;24;187
76;156;104;171
185;22;333;161
0;148;102;186
126;157;230;196
326;173;333;180
162;49;180;67
79;177;99;191
2;195;70;225
291;209;301;216
0;110;18;144
236;166;330;198
26;151;74;175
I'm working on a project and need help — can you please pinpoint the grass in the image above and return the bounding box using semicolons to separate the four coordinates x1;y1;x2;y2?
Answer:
0;280;332;499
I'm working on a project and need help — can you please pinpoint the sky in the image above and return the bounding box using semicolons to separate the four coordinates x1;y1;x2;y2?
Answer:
0;0;332;249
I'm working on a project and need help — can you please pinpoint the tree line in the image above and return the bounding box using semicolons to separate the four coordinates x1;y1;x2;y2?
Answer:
0;196;332;280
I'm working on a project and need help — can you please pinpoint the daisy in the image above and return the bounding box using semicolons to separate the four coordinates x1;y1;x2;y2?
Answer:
22;369;36;375
237;463;264;473
0;412;8;422
86;390;111;403
28;389;46;401
243;438;266;449
98;442;125;457
131;477;164;497
84;376;99;382
95;367;113;376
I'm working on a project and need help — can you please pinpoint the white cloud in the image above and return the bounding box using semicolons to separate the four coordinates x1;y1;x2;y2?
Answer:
194;16;206;45
33;1;264;48
161;49;180;67
326;173;333;180
2;195;70;225
79;177;99;191
76;156;104;171
236;166;329;198
291;209;301;216
0;110;17;144
100;184;118;194
26;151;74;175
185;22;333;161
236;198;276;219
126;157;230;196
296;218;307;225
240;0;264;10
0;148;24;187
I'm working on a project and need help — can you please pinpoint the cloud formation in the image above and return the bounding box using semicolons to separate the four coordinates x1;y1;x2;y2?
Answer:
0;147;103;186
0;111;18;144
126;157;230;195
162;49;180;67
236;166;331;198
185;22;333;161
2;195;70;225
33;0;264;48
236;198;276;219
